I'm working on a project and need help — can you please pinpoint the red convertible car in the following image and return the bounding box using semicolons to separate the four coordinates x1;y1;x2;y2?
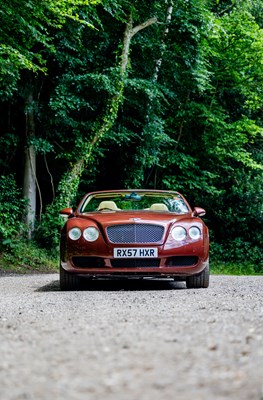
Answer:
59;189;209;290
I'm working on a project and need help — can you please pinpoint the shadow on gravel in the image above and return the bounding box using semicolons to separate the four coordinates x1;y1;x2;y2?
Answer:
37;278;186;292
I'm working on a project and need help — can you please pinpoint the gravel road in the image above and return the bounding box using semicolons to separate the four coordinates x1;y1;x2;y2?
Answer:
0;274;262;400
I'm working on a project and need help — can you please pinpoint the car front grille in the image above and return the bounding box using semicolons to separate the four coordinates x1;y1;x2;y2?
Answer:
106;224;164;244
111;259;160;268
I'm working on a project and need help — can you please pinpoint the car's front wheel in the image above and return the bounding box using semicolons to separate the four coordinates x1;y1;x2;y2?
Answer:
186;262;210;289
60;265;81;291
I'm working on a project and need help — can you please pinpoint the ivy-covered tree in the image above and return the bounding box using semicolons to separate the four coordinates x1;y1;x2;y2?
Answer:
39;1;162;245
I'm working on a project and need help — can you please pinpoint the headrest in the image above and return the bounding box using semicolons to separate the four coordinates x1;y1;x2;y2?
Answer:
149;203;169;211
97;201;119;211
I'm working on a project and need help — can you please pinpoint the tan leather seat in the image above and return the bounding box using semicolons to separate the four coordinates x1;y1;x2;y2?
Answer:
149;203;169;211
97;201;120;211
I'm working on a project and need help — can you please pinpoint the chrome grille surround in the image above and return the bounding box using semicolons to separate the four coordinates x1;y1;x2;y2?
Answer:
106;223;164;244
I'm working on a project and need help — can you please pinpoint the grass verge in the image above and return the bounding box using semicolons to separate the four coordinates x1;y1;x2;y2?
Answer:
211;261;262;275
0;241;58;274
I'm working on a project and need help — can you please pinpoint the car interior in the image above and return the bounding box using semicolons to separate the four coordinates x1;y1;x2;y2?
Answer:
96;200;170;212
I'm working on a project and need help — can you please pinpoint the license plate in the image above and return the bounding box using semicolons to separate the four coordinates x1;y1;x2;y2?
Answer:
113;247;158;258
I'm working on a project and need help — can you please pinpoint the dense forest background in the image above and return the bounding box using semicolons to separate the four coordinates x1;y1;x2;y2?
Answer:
0;0;262;272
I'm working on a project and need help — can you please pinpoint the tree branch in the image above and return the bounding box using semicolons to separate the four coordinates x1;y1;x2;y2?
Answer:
131;17;157;37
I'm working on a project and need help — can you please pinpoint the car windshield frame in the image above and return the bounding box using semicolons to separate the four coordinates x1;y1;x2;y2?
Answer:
79;190;190;215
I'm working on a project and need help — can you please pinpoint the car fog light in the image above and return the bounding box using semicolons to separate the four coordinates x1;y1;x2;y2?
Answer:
83;227;99;242
189;226;201;240
172;226;187;241
68;227;82;241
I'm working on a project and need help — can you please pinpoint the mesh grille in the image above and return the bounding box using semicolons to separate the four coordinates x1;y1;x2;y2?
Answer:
106;224;164;244
166;256;198;266
111;259;160;268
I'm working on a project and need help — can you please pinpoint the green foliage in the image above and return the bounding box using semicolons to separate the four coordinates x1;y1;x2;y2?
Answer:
0;0;101;98
0;240;58;273
210;241;263;275
0;175;27;245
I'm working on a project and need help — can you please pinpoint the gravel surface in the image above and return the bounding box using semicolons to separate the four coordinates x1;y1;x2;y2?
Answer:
0;274;262;400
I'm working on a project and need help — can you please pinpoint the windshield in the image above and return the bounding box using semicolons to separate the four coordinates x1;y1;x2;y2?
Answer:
80;191;189;214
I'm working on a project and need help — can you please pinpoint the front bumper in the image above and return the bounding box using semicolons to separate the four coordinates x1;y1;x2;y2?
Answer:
61;255;209;277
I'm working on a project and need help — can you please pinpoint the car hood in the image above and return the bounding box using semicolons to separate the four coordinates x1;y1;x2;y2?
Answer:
75;211;194;228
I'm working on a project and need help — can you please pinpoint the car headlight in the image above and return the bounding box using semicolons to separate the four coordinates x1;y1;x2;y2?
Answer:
189;226;201;240
68;227;82;241
172;226;187;241
83;227;99;242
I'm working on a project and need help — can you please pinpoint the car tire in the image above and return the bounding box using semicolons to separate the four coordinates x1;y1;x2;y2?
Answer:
186;262;210;289
60;265;81;291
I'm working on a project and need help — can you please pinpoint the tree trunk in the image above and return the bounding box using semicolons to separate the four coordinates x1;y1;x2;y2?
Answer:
138;1;174;187
153;1;174;82
23;90;36;238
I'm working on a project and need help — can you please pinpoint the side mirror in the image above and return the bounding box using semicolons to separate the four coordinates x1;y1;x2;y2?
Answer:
193;207;206;217
59;207;74;217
